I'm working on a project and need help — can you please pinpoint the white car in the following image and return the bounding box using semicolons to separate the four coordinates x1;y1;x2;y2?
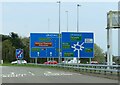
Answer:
62;60;80;64
68;60;80;64
11;60;27;64
62;61;68;64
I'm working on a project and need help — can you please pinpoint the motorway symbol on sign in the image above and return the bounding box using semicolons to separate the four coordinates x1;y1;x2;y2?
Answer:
62;32;94;58
16;49;23;59
30;33;61;58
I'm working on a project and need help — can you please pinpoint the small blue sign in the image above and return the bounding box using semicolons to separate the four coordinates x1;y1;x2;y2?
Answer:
16;49;23;59
30;33;61;58
62;32;94;58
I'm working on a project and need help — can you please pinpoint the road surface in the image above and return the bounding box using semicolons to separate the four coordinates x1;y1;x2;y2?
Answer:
0;66;119;83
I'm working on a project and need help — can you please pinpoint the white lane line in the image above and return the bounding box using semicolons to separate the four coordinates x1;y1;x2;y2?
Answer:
28;72;35;76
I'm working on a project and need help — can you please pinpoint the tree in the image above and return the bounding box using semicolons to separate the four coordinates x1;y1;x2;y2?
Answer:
2;34;10;42
2;40;16;62
93;44;105;63
74;43;105;64
9;32;24;48
21;37;30;62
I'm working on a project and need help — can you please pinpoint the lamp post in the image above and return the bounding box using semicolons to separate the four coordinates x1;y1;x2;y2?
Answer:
77;4;81;64
47;18;50;62
57;1;61;63
77;4;81;32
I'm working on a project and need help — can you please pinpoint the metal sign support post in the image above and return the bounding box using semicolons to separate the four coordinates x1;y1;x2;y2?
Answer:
47;57;49;62
107;11;113;67
20;59;22;64
106;11;120;67
109;11;113;66
36;52;39;65
107;28;112;66
35;58;37;65
89;58;91;64
50;52;52;65
77;50;80;64
109;29;113;66
107;29;110;66
77;50;80;67
64;57;65;68
17;58;18;65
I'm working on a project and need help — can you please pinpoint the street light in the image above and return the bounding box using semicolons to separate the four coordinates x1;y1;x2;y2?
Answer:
47;18;50;62
77;4;81;32
65;11;68;32
57;1;61;63
77;4;81;64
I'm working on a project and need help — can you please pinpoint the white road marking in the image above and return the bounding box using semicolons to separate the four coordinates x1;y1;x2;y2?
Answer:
28;72;35;76
44;71;73;76
11;72;15;75
2;75;7;77
1;72;27;78
21;74;24;77
47;71;52;73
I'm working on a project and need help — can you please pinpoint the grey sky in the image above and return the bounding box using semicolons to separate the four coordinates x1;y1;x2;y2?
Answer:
1;1;119;55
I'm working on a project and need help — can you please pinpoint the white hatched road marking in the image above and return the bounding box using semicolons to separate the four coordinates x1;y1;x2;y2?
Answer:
1;72;28;78
43;71;78;76
1;71;81;77
28;71;35;76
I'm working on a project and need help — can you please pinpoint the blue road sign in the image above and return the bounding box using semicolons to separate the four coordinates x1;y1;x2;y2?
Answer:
16;49;23;59
62;32;94;58
30;33;61;58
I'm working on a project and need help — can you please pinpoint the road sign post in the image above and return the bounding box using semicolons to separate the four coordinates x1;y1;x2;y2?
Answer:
35;58;37;65
30;33;61;59
16;49;24;64
106;11;120;66
16;49;23;59
62;32;94;59
89;58;91;64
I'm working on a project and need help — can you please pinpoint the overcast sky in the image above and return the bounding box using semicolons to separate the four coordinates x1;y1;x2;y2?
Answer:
0;1;119;55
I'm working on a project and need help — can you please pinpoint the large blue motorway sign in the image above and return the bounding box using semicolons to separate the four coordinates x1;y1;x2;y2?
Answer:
16;49;24;59
62;32;94;58
30;33;60;58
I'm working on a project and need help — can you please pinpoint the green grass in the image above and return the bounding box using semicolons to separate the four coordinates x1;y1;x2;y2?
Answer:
0;63;59;69
0;63;39;67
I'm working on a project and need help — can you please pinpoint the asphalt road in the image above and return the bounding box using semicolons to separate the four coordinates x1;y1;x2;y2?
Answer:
0;66;119;83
